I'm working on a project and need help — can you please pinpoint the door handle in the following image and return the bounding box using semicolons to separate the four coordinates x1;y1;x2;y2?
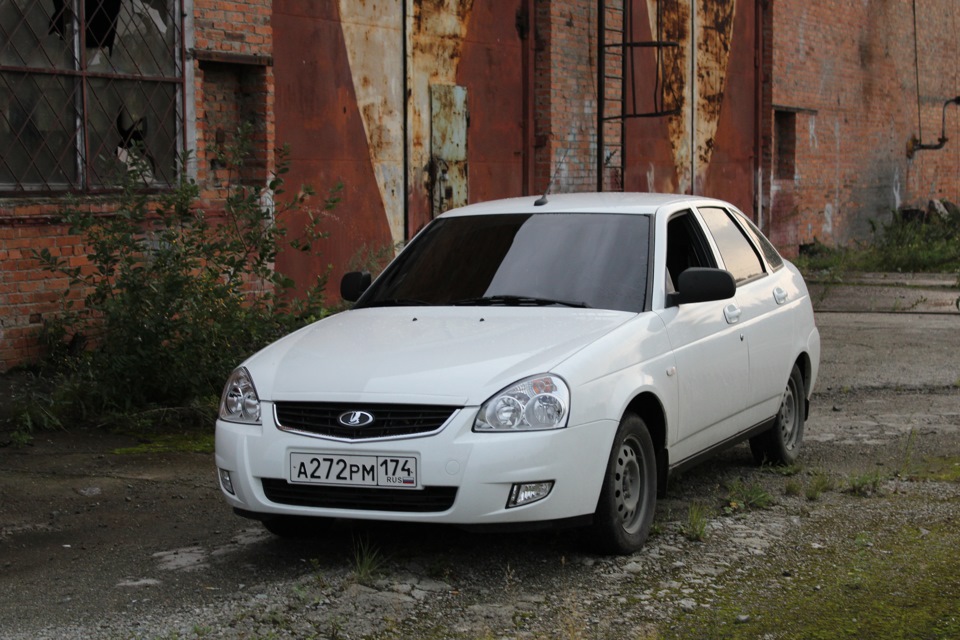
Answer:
774;287;788;305
724;303;742;324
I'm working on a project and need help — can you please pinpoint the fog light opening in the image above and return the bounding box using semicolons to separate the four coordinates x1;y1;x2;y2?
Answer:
507;481;554;508
219;468;235;495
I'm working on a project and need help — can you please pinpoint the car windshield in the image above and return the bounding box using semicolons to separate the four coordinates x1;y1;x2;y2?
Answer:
357;212;651;312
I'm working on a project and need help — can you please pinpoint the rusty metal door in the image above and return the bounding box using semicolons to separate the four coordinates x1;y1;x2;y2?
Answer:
620;0;759;218
272;2;527;295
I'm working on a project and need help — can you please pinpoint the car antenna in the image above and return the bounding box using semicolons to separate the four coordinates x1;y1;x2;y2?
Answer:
534;148;568;206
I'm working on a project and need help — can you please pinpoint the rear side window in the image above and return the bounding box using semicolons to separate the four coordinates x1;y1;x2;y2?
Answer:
698;207;765;283
737;213;785;271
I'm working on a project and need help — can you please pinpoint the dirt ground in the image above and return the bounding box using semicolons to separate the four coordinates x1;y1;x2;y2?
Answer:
1;282;958;639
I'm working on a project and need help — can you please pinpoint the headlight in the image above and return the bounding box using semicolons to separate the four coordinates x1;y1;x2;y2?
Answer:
219;367;261;424
474;375;569;431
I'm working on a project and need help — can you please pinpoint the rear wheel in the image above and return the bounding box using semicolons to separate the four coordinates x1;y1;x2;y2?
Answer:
750;363;805;465
590;414;658;554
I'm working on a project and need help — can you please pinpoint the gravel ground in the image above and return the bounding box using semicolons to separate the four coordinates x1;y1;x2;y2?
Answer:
2;310;959;639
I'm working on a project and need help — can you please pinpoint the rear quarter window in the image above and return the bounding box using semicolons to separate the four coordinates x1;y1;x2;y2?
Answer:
698;206;765;283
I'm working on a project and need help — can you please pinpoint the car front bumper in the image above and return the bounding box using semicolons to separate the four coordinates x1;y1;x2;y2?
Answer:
215;403;617;526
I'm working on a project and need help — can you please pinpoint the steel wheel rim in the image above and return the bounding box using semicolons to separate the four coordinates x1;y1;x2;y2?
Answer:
614;435;644;533
779;378;799;450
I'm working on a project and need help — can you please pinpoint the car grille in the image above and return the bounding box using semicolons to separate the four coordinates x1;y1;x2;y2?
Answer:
261;479;458;512
273;402;461;440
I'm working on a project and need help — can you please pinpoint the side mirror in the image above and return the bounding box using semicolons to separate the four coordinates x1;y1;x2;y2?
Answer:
669;267;736;306
340;271;371;302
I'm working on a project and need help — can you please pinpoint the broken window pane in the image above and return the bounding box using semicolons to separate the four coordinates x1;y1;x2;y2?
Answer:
0;0;75;68
86;78;178;187
0;0;183;192
0;71;80;189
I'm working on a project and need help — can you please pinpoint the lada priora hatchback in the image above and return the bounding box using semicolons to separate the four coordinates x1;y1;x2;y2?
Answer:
215;192;820;554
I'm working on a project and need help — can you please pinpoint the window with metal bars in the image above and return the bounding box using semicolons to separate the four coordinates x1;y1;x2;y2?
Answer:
0;0;185;194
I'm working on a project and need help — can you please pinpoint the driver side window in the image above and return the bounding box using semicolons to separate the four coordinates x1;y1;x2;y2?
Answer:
665;211;716;294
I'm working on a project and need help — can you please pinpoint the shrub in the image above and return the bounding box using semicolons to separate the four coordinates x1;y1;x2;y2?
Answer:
795;200;960;276
33;132;340;426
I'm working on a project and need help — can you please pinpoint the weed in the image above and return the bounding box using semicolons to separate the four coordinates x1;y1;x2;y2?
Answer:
724;479;773;514
846;471;885;497
806;470;835;501
682;501;710;541
766;461;803;477
896;428;918;478
784;478;803;497
352;535;385;584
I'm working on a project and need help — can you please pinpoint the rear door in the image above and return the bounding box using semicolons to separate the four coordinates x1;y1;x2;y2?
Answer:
697;206;796;427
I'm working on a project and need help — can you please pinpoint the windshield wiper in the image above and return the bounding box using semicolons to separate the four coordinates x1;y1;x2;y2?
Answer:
451;295;590;308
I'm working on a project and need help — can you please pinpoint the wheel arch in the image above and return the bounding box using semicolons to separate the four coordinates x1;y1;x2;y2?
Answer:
794;351;813;417
623;391;669;497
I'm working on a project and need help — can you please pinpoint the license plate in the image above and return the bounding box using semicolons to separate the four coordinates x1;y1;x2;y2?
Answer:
289;452;418;489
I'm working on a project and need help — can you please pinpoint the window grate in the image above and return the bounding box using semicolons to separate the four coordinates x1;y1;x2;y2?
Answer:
0;0;185;194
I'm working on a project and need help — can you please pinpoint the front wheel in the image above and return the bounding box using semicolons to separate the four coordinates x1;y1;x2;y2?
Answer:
750;363;805;465
589;414;658;555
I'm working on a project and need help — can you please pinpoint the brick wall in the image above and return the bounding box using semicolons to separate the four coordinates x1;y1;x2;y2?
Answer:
535;0;601;193
0;0;274;372
768;0;960;250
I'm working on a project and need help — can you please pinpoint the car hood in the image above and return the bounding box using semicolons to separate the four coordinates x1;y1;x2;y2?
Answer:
243;307;633;405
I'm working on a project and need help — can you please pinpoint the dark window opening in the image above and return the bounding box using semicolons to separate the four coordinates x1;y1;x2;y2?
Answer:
0;0;184;193
774;110;796;180
199;61;270;185
665;210;716;293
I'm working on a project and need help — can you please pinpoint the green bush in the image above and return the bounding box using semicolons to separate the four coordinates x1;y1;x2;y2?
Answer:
33;133;340;427
795;201;960;276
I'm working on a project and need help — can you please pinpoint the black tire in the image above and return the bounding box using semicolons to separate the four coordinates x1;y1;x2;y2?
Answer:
261;515;331;538
750;363;805;465
590;414;658;555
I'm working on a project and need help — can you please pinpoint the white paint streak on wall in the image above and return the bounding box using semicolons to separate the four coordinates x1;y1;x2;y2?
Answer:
339;0;405;244
808;116;818;150
829;116;841;238
893;166;902;209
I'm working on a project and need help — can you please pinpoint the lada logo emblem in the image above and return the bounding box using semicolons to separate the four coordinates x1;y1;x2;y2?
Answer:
338;410;375;427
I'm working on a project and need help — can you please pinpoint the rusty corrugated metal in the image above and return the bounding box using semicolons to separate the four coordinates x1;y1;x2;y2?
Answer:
430;83;469;215
272;1;395;298
272;0;527;291
624;0;757;217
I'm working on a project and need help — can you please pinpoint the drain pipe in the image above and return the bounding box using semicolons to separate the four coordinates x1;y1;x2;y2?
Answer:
907;96;960;158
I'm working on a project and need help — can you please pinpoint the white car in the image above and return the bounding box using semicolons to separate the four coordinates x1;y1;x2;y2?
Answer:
215;192;820;554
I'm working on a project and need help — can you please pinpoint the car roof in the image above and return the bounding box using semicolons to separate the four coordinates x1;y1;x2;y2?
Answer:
439;192;737;217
